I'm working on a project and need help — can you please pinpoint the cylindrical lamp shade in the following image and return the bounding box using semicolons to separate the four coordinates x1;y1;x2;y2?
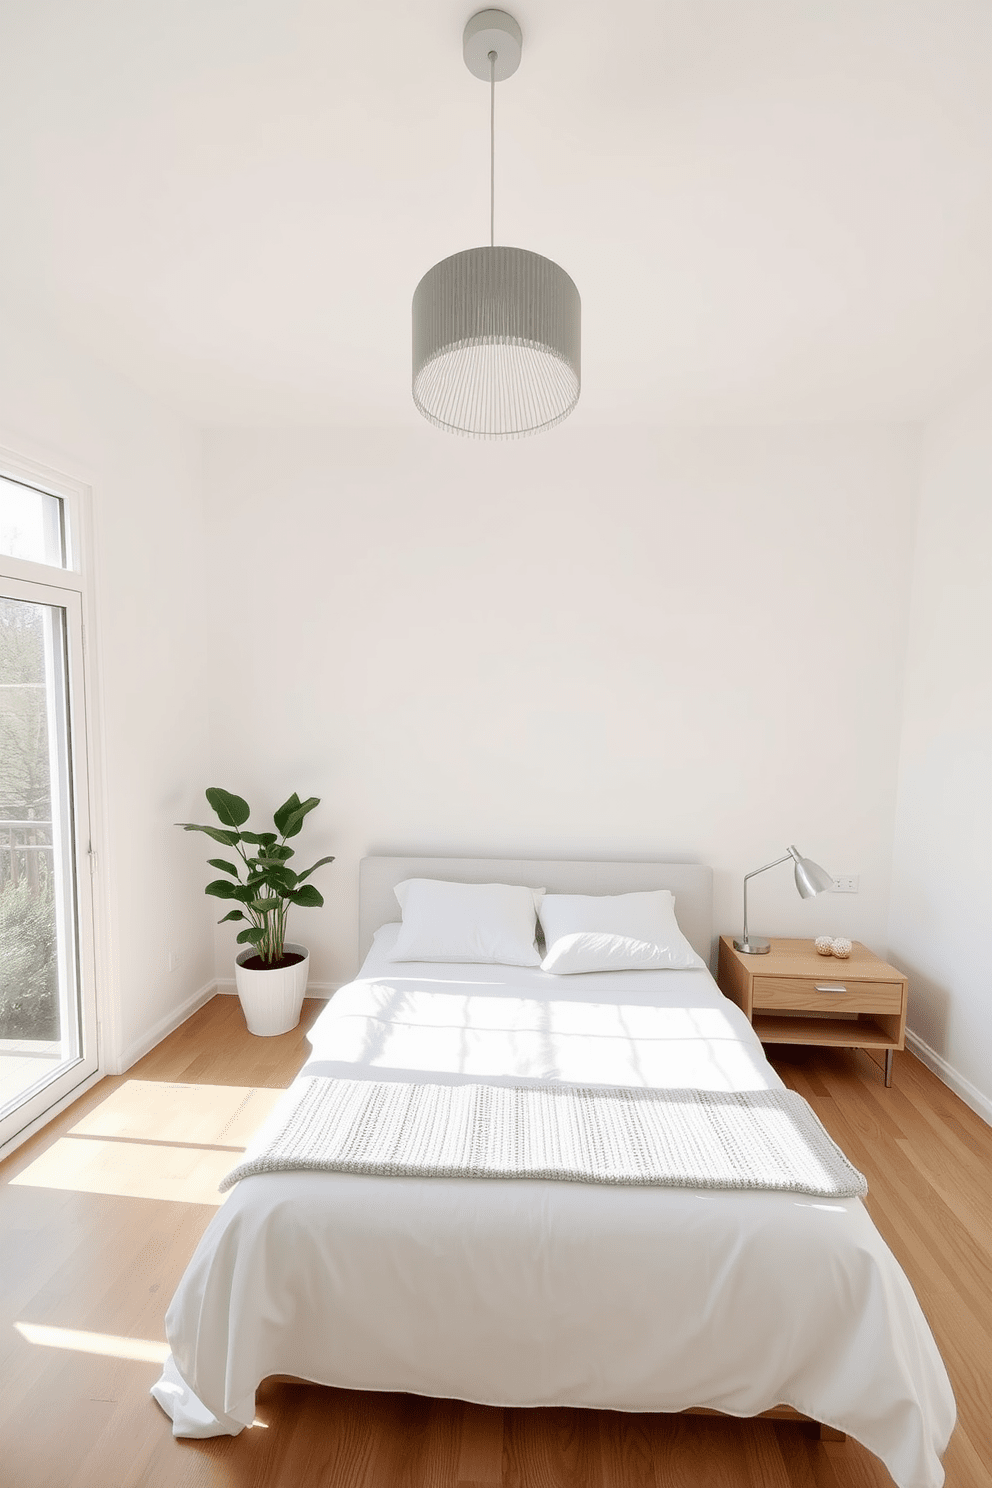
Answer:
413;246;580;438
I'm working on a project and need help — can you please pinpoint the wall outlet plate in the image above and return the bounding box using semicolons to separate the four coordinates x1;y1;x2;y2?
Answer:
831;875;859;893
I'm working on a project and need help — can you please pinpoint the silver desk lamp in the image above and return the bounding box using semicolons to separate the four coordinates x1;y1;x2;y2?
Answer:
734;845;834;955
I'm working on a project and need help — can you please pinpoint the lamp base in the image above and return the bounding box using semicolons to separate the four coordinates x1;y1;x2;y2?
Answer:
733;936;771;955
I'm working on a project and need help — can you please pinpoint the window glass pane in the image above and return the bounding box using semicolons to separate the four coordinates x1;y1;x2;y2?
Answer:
0;476;65;567
0;596;81;1115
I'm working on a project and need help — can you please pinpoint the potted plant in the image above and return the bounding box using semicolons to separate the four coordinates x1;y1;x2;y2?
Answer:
178;787;334;1036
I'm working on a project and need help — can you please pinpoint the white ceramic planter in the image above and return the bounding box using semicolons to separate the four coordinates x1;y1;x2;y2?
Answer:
234;942;310;1036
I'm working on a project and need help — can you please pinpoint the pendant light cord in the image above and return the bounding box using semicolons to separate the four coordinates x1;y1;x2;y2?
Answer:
489;49;496;247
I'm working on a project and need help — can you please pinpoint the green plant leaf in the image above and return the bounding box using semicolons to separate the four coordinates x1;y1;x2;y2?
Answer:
205;788;251;829
177;822;240;847
263;865;298;891
207;858;240;878
288;884;324;908
240;830;277;846
218;910;246;923
272;793;302;835
296;855;335;883
281;803;319;839
205;878;240;899
236;927;265;946
249;896;282;913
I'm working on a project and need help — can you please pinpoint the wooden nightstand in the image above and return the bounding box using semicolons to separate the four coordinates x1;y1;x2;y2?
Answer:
717;937;908;1087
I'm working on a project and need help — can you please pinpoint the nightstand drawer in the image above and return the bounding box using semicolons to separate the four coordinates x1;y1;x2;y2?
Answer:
751;976;904;1015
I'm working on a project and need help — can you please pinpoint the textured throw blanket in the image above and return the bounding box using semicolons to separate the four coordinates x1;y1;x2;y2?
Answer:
221;1077;867;1198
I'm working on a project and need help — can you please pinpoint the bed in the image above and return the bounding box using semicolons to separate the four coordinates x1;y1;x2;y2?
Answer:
152;857;954;1488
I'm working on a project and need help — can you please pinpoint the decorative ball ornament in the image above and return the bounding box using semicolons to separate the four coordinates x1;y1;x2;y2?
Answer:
814;935;853;958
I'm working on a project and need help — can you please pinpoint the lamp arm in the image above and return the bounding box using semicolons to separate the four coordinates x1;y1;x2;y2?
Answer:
741;853;793;946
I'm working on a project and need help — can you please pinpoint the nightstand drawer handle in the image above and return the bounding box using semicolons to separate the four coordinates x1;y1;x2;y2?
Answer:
815;983;848;994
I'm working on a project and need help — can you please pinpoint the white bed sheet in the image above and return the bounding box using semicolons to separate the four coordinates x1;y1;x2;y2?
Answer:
153;927;954;1488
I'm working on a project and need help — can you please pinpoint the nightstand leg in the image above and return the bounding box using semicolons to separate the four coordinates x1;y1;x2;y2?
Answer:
884;1049;894;1087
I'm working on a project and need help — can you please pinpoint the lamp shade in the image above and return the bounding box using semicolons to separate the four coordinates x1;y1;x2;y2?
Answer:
412;246;581;438
793;851;834;899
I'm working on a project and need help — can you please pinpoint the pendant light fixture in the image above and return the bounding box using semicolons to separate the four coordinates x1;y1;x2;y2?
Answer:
412;10;581;439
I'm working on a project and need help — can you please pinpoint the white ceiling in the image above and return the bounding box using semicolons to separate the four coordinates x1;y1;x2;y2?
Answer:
2;0;991;428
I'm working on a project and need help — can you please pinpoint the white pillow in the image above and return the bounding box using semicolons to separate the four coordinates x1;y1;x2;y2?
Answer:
539;890;704;974
390;879;544;966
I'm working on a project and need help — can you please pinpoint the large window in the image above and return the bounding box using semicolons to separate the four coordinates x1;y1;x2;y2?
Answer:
0;464;98;1153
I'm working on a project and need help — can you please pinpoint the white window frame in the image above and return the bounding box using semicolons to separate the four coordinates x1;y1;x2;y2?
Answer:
0;444;107;1159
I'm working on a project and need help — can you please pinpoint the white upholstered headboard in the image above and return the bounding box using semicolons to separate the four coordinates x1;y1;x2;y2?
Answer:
358;857;713;965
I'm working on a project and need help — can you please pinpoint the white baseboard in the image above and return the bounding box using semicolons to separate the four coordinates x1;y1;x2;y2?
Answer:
214;979;340;1000
119;977;218;1073
905;1028;992;1129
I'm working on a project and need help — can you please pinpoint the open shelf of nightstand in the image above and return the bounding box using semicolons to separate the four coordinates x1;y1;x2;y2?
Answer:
752;1013;898;1048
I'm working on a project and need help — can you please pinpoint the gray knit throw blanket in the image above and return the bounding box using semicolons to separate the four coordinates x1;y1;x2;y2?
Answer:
220;1077;867;1199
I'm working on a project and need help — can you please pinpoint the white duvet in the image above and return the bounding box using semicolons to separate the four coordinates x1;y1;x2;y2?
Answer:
153;926;955;1488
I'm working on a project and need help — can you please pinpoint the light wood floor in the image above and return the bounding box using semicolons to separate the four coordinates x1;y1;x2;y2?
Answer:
1;995;989;1487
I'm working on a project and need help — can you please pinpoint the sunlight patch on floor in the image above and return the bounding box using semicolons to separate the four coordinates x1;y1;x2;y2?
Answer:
15;1321;169;1363
7;1078;287;1202
9;1134;234;1204
69;1079;284;1147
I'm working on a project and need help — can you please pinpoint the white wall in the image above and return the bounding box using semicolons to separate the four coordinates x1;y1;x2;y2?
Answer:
0;301;214;1070
204;421;918;986
889;379;992;1119
4;290;988;1127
